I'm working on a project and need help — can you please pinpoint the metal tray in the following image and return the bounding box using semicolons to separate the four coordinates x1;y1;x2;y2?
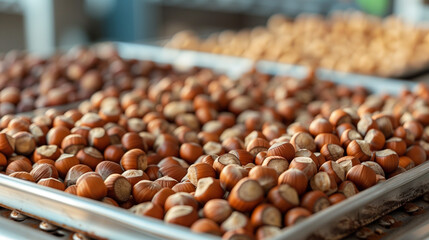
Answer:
0;43;426;240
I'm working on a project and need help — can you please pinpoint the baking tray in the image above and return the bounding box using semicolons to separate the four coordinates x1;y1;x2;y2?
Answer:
0;43;426;240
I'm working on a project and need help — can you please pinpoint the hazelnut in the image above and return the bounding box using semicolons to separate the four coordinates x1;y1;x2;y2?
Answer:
399;156;415;170
219;164;248;191
301;190;330;213
406;145;427;165
64;164;92;187
328;193;347;205
261;156;289;175
171;181;196;193
122;169;149;186
203;141;224;156
103;145;125;163
266;142;295;162
203;199;233;223
38;177;65;191
164;205;199;227
164;192;198;212
121;149;148;171
132;180;162;203
385;137;407;156
228;178;264;212
213;153;240;174
336;156;360;173
346;140;372;162
290;132;316;152
221;211;252;233
250;203;282;228
76;172;107;200
9;171;35;182
55;153;79;178
289;157;317;179
357;114;378;136
320;143;344;161
152;187;176;208
179;142;203;164
255;226;281;240
6;159;32;175
191;218;222;236
285;207;311;226
88;127;110;151
194;177;224;204
13;132;36;156
104;173;132;202
130;202;164;220
338;180;359;198
61;134;87;154
121;132;146;151
314;133;340;150
340;129;362;147
76;147;104;169
346;165;377;190
329;109;352;127
33;145;61;162
248;166;278;192
309;118;334;136
30;163;59;182
246;138;270;157
154;176;178;188
375;149;399;173
0;132;15;156
364;129;386;151
310;171;337;195
186;162;216;186
95;161;123;180
361;161;385;177
229;149;254;166
267;184;299;213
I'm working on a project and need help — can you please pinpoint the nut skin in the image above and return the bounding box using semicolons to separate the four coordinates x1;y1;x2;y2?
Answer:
190;218;222;236
285;207;312;226
220;164;248;191
104;173;132;202
228;177;264;212
267;184;299;213
129;202;164;220
121;149;148;171
346;165;377;190
38;177;65;191
194;177;224;204
300;190;330;213
55;154;79;178
164;205;199;227
250;203;282;228
76;173;107;200
132;180;162;203
375;149;399;173
278;168;308;195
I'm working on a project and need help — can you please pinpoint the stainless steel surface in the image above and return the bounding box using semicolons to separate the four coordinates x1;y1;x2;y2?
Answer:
0;174;217;240
272;161;429;240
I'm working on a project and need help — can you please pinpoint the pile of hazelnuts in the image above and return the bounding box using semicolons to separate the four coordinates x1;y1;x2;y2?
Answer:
0;59;428;240
0;45;165;116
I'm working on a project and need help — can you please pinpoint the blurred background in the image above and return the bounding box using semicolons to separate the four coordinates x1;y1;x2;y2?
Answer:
1;0;428;55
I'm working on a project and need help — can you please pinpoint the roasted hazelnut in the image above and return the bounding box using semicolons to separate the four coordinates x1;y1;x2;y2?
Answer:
248;166;278;192
191;218;222;236
289;157;317;179
328;193;347;205
13;132;36;156
130;202;164;220
221;211;252;233
228;177;264;212
194;177;224;204
219;164;248;191
338;180;359;198
398;156;415;170
133;180;162;203
95;161;123;180
309;118;334;136
340;129;362;148
33;145;61;162
250;203;282;228
346;165;377;190
121;149;148;171
103;144;125;163
385;137;407;156
61;134;87;154
375;149;399;173
314;133;340;150
406;145;427;165
0;132;15;156
290;132;316;152
64;164;92;187
76;147;104;169
164;205;199;227
336;156;360;173
346;140;372;162
285;207;311;226
38;177;65;191
104;173;132;202
9;171;35;182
